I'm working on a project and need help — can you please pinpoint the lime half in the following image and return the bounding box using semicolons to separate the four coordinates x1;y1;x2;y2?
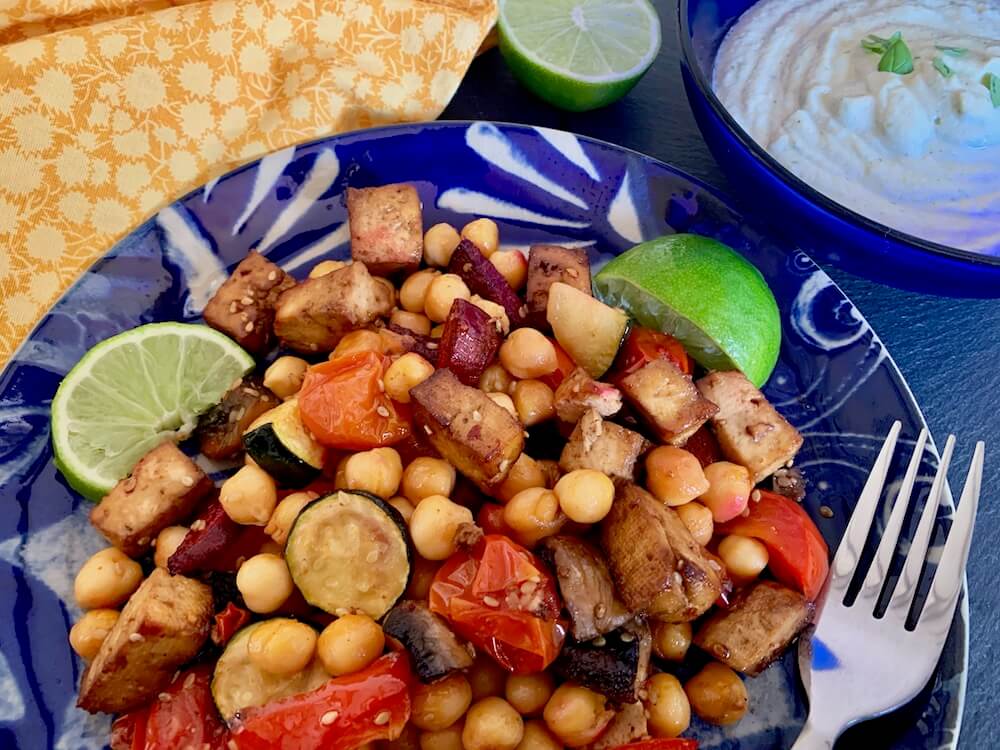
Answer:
498;0;661;112
594;234;781;387
51;323;254;500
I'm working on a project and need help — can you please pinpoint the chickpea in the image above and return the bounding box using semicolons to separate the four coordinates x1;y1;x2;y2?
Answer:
504;487;567;546
471;295;511;335
700;462;753;522
645;673;691;738
553;470;614;524
651;621;692;662
463;697;524;750
391;309;433;336
248;618;317;676
516;720;562;750
69;609;119;660
401;269;442;312
505;672;555;717
74;547;143;610
220;463;279;525
309;259;348;278
236;553;294;613
151;525;187;569
420;723;464;750
461;218;499;257
407;555;441;600
488;392;518;419
412;673;473;731
645;446;710;507
264;356;309;399
512;380;555;426
257;539;284;557
717;534;769;583
384;353;435;404
424;223;462;267
265;491;317;545
489;250;528;291
542;684;612;747
495;454;547;503
685;662;748;725
402;457;457;503
388;495;416;523
480;363;515;394
409;495;474;560
425;274;472;323
333;329;385;359
500;329;557;379
344;447;403;498
470;652;508;700
389;725;422;750
676;501;714;546
317;614;385;676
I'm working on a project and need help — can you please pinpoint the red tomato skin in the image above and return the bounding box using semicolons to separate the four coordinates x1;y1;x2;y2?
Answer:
231;652;413;750
538;339;576;389
477;503;513;536
611;327;692;380
211;602;252;647
718;490;830;600
429;535;565;674
683;427;722;468
609;739;698;750
299;351;411;450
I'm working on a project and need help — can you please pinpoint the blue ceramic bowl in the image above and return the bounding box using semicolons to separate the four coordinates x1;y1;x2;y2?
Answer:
678;0;1000;298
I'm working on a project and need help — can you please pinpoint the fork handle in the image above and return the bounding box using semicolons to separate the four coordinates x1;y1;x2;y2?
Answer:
790;717;837;750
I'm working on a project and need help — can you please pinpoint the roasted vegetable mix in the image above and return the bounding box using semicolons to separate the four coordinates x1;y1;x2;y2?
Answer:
60;182;829;750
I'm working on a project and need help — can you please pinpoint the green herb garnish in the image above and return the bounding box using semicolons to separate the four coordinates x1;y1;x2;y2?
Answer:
983;72;1000;108
935;45;968;57
878;35;914;75
932;56;953;78
861;32;900;55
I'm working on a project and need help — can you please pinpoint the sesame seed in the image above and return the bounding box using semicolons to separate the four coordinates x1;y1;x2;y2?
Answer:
244;321;255;333
376;405;390;417
482;595;500;607
137;537;150;547
240;312;249;322
498;459;510;473
320;710;339;726
472;410;482;422
129;633;144;643
267;270;278;281
245;288;255;297
241;296;254;306
191;519;206;531
181;475;195;487
620;632;635;642
158;692;171;702
819;505;834;518
366;549;379;563
427;342;438;350
228;301;239;314
374;711;391;726
592;636;606;647
424;425;433;435
377;379;385;392
751;489;761;503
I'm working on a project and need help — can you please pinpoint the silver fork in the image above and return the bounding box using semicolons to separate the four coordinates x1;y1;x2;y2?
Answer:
792;422;985;749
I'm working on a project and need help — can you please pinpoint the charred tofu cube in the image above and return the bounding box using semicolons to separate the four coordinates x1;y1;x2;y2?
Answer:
586;701;647;750
620;359;718;445
274;261;394;353
411;369;524;489
559;409;649;481
696;371;804;482
347;184;422;275
694;580;813;676
203;251;295;355
554;367;622;423
90;443;214;557
526;245;592;323
77;568;213;714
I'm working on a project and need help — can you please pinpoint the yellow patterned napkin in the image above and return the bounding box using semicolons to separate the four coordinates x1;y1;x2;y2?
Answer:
0;0;497;368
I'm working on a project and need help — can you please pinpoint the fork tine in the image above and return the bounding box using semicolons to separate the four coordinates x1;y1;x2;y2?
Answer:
916;442;984;632
886;435;956;617
857;429;928;608
827;421;901;597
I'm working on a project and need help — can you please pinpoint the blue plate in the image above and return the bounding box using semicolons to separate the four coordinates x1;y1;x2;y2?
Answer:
0;122;965;749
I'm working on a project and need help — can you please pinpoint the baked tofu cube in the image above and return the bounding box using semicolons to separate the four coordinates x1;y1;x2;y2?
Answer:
203;251;295;355
411;369;524;489
554;367;622;423
620;359;718;445
347;184;422;275
90;443;214;557
696;371;804;482
694;580;813;676
586;701;647;750
559;409;649;481
77;568;213;714
273;261;394;353
526;245;592;323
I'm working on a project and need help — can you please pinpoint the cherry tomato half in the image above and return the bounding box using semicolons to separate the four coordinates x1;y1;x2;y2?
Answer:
299;351;411;450
538;338;576;390
611;327;692;380
429;535;565;674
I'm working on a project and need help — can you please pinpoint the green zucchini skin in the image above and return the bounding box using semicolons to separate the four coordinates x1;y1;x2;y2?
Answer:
243;422;320;487
286;491;412;620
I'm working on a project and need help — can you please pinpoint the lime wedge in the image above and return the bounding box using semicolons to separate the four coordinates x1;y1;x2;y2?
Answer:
498;0;661;112
594;235;781;387
51;323;254;500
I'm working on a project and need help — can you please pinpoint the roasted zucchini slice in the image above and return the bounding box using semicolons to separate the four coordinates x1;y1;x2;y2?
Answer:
285;491;412;619
211;620;329;722
242;398;324;487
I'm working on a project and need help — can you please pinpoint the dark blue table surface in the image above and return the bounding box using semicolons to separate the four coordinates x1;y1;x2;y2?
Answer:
443;3;1000;746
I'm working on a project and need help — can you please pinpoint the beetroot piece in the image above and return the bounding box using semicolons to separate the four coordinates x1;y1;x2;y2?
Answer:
437;299;503;386
167;499;242;576
448;240;526;327
387;323;440;363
